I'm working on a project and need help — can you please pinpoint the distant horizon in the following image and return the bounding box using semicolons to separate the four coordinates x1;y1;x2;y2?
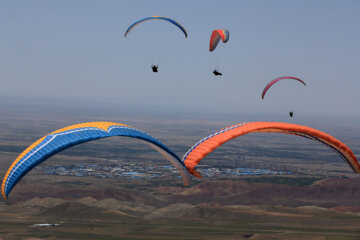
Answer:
1;95;360;126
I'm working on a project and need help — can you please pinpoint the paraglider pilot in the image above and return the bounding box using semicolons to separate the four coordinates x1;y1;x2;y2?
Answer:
213;69;222;76
151;65;158;72
289;111;294;117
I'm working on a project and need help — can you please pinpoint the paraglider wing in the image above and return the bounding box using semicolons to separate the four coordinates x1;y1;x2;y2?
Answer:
209;29;229;52
183;122;360;178
124;16;188;38
261;76;306;99
2;122;190;199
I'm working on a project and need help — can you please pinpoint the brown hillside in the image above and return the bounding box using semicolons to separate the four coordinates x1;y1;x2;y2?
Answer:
37;202;139;222
8;182;166;207
165;178;360;207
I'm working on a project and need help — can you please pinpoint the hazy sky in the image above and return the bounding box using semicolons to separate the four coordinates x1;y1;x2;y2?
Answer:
0;0;359;119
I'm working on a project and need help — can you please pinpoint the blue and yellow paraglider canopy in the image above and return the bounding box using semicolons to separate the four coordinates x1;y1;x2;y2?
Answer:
1;122;191;199
124;16;188;38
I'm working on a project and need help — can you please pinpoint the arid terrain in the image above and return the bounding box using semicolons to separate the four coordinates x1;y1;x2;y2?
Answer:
0;105;359;239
